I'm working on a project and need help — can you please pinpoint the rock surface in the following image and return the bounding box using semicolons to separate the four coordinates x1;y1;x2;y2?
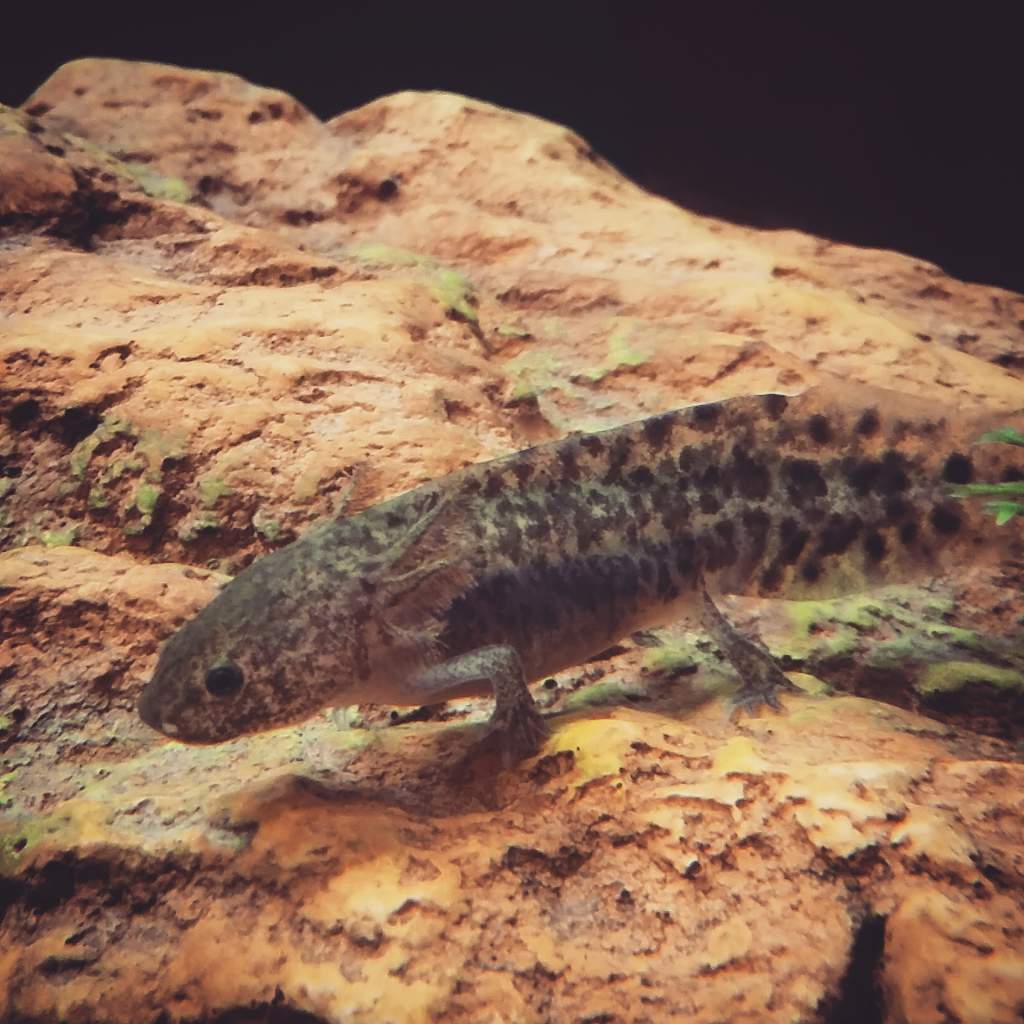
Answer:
1;59;1023;1024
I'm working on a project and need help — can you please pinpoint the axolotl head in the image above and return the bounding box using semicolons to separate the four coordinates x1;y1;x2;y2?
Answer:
138;539;369;743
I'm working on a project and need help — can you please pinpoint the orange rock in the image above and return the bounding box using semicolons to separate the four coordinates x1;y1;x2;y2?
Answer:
1;58;1022;1023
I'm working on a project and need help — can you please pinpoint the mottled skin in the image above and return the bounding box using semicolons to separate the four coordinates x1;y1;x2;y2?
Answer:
139;382;1023;761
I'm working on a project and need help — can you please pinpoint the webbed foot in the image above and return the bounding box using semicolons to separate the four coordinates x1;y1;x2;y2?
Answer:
480;694;551;768
729;668;798;721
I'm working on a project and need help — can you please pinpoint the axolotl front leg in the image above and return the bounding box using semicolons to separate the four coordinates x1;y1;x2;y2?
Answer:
405;645;550;766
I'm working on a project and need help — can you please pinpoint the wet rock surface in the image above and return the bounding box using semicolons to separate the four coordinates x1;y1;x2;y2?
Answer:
2;59;1023;1023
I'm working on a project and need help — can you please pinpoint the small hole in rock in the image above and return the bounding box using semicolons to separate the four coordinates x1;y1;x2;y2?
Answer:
57;408;101;447
9;398;40;430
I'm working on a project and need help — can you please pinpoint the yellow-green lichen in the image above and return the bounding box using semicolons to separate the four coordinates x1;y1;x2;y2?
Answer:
916;661;1024;696
346;243;479;325
432;268;478;324
135;483;161;516
776;591;928;664
252;510;282;541
579;321;650;383
135;429;186;482
496;323;532;339
292;465;324;504
198;475;233;509
0;814;58;874
100;455;145;483
87;486;110;510
561;679;643;712
643;641;702;676
177;512;221;542
121;162;192;203
40;525;78;547
504;349;563;401
0;479;13;501
348;243;431;268
69;417;136;478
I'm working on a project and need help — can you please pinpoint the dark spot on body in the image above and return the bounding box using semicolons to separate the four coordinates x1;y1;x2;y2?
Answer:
819;514;862;556
495;494;519;520
844;458;881;495
580;435;605;456
802;502;827;524
484;472;504;498
884;496;911;521
760;563;783;591
801;560;822;583
513;461;534;488
741;507;771;564
573;507;604;552
856;408;880;437
657;559;678;600
698;465;720;490
628;466;655;488
524;513;548;541
899;521;919;545
673;532;697;575
783;458;828;504
560;448;580;482
930;504;962;534
656;455;678;478
650;480;673;511
714;519;735;544
779;518;809;564
878;452;910;494
808;414;833;444
888;419;913;444
500;519;524;561
732;447;771;500
699;491;721;515
643;414;674;449
864;531;887;561
603;436;633;485
692;403;721;430
705;520;738;570
762;394;788;419
660;496;691;532
942;453;974;484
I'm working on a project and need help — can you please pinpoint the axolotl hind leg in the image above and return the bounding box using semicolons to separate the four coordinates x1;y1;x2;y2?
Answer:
697;580;800;717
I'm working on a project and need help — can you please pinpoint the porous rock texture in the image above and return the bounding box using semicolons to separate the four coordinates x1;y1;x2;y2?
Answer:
2;59;1024;1024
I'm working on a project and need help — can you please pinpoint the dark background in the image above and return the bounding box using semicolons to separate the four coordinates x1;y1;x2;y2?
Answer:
3;4;1021;293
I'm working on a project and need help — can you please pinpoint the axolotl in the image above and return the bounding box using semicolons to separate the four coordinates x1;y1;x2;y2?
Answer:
138;383;1023;762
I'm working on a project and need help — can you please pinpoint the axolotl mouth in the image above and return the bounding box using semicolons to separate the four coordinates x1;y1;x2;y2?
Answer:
137;681;181;737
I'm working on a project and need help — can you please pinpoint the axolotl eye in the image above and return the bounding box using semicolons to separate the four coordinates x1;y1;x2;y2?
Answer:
204;663;245;698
